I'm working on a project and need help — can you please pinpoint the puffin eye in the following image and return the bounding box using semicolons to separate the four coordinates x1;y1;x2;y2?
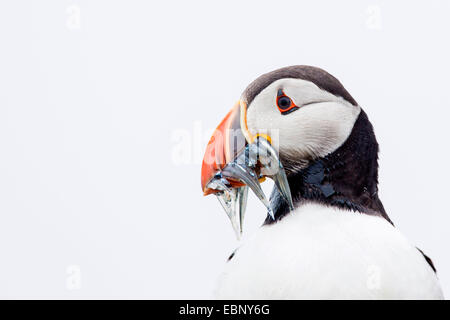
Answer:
276;89;299;115
277;96;291;109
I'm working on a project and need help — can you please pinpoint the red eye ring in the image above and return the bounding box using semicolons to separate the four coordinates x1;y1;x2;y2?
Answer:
276;89;299;114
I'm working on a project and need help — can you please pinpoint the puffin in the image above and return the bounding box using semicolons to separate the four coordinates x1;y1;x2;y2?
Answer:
200;65;443;299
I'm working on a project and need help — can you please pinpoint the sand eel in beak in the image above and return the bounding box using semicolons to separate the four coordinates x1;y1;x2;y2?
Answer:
201;65;443;299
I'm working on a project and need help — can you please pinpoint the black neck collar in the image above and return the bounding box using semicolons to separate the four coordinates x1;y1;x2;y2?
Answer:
265;110;392;225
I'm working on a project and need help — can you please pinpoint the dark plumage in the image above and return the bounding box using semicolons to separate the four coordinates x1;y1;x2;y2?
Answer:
265;110;391;224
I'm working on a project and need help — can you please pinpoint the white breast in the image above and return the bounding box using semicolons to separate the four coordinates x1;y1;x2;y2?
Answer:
215;203;443;299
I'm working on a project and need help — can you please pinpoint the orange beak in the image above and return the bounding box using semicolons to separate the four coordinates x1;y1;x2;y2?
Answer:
201;101;251;195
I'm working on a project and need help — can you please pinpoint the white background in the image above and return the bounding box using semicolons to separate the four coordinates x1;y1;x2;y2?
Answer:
0;1;449;299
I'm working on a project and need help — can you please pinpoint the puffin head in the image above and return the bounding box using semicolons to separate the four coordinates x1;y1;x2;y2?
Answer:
201;65;389;237
243;66;360;173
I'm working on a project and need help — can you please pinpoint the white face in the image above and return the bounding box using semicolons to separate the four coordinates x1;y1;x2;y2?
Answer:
245;78;361;167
